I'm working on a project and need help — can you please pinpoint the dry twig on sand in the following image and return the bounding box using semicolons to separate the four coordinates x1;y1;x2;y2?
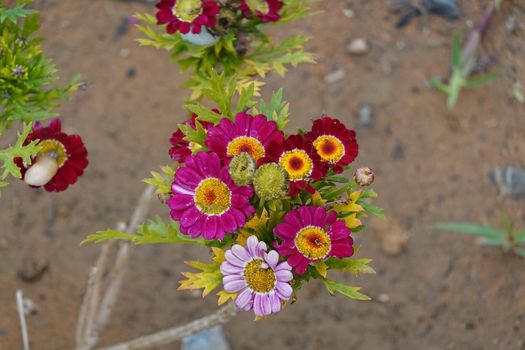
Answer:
97;302;238;350
75;186;155;350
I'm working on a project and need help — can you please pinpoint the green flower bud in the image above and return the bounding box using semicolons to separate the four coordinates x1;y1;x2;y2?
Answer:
253;163;289;201
229;152;256;186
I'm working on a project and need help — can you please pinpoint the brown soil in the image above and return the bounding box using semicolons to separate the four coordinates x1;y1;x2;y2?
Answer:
1;1;525;349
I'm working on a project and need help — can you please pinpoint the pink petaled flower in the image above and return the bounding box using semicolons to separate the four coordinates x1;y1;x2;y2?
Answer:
169;113;213;163
205;112;284;162
305;117;358;174
156;0;219;34
221;235;293;317
15;118;88;192
239;0;283;22
167;152;254;240
274;206;354;275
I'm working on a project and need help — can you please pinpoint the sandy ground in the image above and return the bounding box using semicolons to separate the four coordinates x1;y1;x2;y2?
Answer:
1;1;525;349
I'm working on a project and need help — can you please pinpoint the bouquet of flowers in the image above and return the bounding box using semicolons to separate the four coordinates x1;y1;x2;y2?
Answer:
85;76;382;318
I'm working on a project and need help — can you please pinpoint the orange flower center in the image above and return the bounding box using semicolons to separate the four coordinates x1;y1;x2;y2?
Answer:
279;149;313;181
313;135;345;163
244;259;276;293
39;140;68;167
194;178;231;215
227;136;265;161
294;226;331;260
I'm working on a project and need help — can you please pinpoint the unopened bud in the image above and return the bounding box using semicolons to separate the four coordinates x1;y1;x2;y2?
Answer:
253;163;289;200
354;167;374;186
24;155;59;187
229;152;256;186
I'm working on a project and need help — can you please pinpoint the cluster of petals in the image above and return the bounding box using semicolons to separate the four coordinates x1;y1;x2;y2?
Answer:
305;116;358;174
156;0;219;34
16;118;88;192
167;151;254;240
206;112;284;162
221;235;293;317
169;113;213;163
239;0;283;22
261;134;326;196
274;206;354;275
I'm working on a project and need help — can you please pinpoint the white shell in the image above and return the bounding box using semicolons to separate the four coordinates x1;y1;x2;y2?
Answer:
24;155;59;187
180;27;219;46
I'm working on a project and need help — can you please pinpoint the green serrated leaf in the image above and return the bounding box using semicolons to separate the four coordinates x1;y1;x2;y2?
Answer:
323;279;371;301
82;217;205;245
325;258;375;276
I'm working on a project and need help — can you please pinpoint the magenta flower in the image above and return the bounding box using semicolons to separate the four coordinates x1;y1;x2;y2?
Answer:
274;206;354;275
221;235;293;317
155;0;219;34
205;112;284;162
167;152;254;240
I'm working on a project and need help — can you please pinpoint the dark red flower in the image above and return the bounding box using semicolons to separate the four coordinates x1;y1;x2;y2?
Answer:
239;0;283;22
169;113;213;163
305;117;358;174
261;134;326;196
16;118;88;192
156;0;219;34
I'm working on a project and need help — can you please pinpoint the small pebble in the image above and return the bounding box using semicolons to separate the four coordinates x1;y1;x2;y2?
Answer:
357;103;374;126
505;14;517;33
119;48;130;58
324;68;345;84
489;167;525;198
370;217;409;256
127;67;137;78
342;8;354;18
17;258;49;283
392;141;405;160
23;297;40;316
421;0;460;21
347;38;369;55
182;326;230;350
378;293;390;303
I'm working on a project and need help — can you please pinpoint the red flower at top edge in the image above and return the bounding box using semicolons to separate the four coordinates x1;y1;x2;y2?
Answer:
156;0;220;34
239;0;283;22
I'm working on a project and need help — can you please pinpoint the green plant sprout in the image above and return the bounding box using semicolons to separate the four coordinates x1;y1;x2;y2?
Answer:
429;0;501;109
436;215;525;258
0;0;80;192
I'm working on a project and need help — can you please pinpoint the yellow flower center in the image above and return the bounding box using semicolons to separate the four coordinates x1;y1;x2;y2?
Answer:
173;0;203;22
313;135;345;163
194;178;232;215
245;0;270;14
294;226;331;260
244;259;276;293
279;149;313;181
227;136;265;161
39;140;68;167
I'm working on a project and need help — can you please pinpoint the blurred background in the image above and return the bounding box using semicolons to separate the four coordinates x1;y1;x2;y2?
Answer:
1;0;525;349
